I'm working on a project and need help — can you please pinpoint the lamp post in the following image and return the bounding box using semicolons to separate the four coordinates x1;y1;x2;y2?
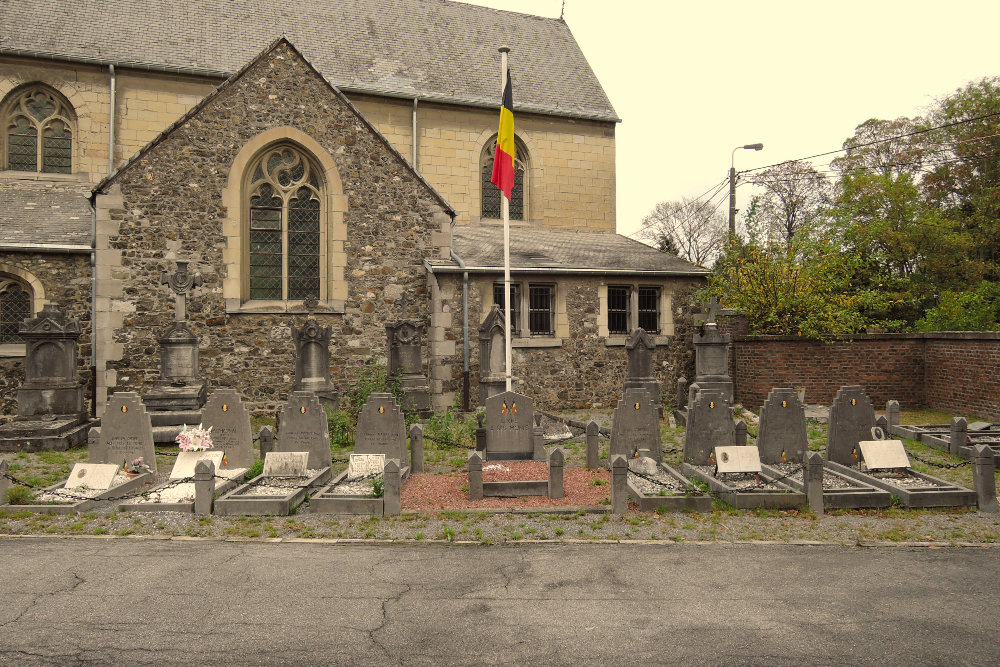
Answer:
729;143;764;237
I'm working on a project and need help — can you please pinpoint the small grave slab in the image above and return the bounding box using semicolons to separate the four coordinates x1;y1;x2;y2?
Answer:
859;440;910;470
760;462;891;509
625;461;711;512
170;451;225;480
309;455;397;515
715;446;762;474
65;463;119;490
347;453;385;480
263;452;310;477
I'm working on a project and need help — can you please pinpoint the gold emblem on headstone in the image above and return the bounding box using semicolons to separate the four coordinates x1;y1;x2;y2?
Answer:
512;402;517;415
782;400;788;408
300;406;307;414
634;402;640;410
502;402;508;415
222;404;229;412
851;398;857;406
379;405;385;414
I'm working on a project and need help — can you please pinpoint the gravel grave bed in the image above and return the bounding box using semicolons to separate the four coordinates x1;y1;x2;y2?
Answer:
867;470;948;489
132;469;246;504
324;476;382;497
236;471;321;497
692;465;790;492
34;471;134;503
768;463;858;490
627;468;687;495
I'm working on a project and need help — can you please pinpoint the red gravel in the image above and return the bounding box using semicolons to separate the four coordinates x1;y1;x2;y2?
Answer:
401;463;611;510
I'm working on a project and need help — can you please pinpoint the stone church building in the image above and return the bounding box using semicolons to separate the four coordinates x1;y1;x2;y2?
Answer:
0;0;707;417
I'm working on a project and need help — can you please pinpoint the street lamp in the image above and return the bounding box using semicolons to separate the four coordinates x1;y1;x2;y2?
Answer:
729;143;764;237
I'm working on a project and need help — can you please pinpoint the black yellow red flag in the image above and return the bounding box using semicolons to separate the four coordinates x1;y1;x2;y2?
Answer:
490;68;515;199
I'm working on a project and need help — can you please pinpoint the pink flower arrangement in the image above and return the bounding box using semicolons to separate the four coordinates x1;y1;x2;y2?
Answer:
176;424;214;451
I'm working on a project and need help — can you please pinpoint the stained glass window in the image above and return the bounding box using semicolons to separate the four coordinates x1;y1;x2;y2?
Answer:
0;279;31;343
3;86;74;174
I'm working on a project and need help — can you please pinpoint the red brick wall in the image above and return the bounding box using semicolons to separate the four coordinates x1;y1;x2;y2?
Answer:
730;333;1000;419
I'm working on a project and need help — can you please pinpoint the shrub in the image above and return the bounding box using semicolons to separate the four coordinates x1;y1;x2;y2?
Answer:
7;486;34;505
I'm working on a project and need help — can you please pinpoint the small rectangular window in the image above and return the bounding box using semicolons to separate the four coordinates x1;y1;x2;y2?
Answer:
608;285;630;335
637;287;660;334
528;284;554;336
493;283;521;336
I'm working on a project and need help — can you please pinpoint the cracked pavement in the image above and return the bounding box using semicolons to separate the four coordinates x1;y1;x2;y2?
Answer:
0;538;997;665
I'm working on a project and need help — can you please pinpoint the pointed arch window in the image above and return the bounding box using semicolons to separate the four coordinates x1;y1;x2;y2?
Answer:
0;277;31;343
2;85;74;174
245;145;323;301
481;137;527;221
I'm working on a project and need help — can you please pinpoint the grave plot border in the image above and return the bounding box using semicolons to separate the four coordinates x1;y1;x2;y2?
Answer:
889;424;950;441
214;467;331;516
825;461;976;508
626;463;712;512
116;471;247;514
957;443;1000;466
307;464;408;515
760;463;891;509
483;479;549;497
0;472;153;515
681;463;806;510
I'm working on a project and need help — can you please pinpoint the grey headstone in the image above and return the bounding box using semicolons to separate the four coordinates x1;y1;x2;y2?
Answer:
91;393;157;473
64;463;119;490
886;401;901;429
354;393;407;463
276;392;331;469
826;386;875;467
683;390;735;465
171;451;224;481
263;451;309;477
484;391;535;460
735;420;747;447
609;388;660;462
258;426;274;459
756;388;808;464
201;390;253;468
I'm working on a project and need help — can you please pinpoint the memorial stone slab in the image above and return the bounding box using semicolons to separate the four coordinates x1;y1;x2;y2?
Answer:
714;446;762;474
756;388;808;464
683;390;735;465
277;392;331;469
826;386;875;467
609;388;660;462
263;451;310;477
484;391;535;460
91;393;157;473
64;463;119;490
201;390;253;468
859;440;910;470
347;453;386;481
170;451;225;480
968;421;992;432
354;393;407;463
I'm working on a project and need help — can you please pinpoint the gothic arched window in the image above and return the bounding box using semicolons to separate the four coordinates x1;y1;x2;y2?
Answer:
245;144;323;301
2;85;75;174
0;277;31;343
480;137;527;221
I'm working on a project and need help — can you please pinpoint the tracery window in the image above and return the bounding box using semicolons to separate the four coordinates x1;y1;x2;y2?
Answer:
2;85;74;174
480;137;527;220
0;277;31;343
246;145;323;301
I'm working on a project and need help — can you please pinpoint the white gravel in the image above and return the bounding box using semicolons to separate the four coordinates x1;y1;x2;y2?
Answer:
34;471;134;503
627;468;686;496
692;465;790;491
234;470;321;497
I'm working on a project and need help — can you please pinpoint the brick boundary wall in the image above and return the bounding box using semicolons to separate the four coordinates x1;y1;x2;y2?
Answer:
731;332;1000;420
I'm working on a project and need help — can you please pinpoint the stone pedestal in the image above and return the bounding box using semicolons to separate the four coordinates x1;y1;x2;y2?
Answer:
623;328;662;416
688;322;733;406
386;319;431;416
144;321;208;412
291;318;338;407
478;305;510;405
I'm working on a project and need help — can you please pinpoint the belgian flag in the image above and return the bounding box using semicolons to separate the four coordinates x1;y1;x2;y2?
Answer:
490;68;515;200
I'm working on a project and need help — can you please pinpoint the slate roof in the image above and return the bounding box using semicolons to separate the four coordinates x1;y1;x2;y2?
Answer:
2;0;618;122
0;180;92;248
432;227;710;275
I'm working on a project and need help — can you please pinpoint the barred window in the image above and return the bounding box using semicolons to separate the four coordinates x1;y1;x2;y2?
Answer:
606;284;662;335
246;145;322;301
528;284;554;336
637;287;660;334
481;138;527;221
2;85;74;174
492;283;521;336
0;278;31;343
608;286;630;335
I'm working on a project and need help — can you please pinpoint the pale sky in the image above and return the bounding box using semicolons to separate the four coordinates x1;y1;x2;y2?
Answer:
464;0;1000;238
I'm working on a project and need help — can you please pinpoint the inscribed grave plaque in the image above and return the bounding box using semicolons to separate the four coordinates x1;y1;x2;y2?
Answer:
263;451;310;477
354;393;407;462
756;388;808;464
714;446;762;474
64;463;119;490
201;390;253;468
91;393;157;473
859;440;910;470
610;388;660;462
347;453;386;481
170;451;225;480
683;390;735;465
277;392;331;469
484;391;535;460
826;386;875;466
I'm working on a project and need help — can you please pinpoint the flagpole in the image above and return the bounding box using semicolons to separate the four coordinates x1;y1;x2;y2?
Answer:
500;46;512;393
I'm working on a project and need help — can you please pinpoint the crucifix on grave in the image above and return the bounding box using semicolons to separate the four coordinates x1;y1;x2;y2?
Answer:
160;260;202;323
705;296;722;324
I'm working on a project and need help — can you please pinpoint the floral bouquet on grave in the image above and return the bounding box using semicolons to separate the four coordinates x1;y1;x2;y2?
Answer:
176;424;214;451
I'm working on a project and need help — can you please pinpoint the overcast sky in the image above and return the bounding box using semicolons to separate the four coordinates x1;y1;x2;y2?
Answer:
464;0;1000;238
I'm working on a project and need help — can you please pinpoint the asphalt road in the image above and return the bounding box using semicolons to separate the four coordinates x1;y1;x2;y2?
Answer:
0;537;997;666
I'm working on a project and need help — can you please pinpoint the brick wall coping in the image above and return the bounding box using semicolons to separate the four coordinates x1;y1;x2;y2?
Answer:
735;332;1000;343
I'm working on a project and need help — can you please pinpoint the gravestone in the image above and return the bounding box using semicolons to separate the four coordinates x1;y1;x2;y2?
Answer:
623;328;661;415
263;451;310;477
347;453;386;481
290;317;338;406
478;305;508;405
64;463;119;491
688;299;733;406
483;390;536;460
170;450;225;480
386;314;431;415
682;389;735;465
756;388;808;464
201;390;253;468
714;446;762;474
826;386;875;466
859;440;910;470
276;392;331;469
354;393;407;464
90;392;157;473
609;387;660;462
886;400;901;429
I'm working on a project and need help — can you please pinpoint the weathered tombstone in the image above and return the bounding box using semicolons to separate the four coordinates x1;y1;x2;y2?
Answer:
193;459;215;515
886;400;901;429
409;423;424;474
478;305;508;405
609;388;660;462
676;376;688;411
756;388;808;464
874;415;888;436
688;300;733;406
201;390;253;468
623;328;661;415
735;420;747;447
64;463;119;491
347;453;386;480
949;417;968;457
971;444;999;513
90;392;157;473
586;420;600;469
826;386;875;467
803;451;825;515
258;426;274;460
276;392;331;469
610;454;628;514
262;451;309;477
290;318;338;406
483;390;535;460
386;316;431;415
682;390;735;465
354;393;407;464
